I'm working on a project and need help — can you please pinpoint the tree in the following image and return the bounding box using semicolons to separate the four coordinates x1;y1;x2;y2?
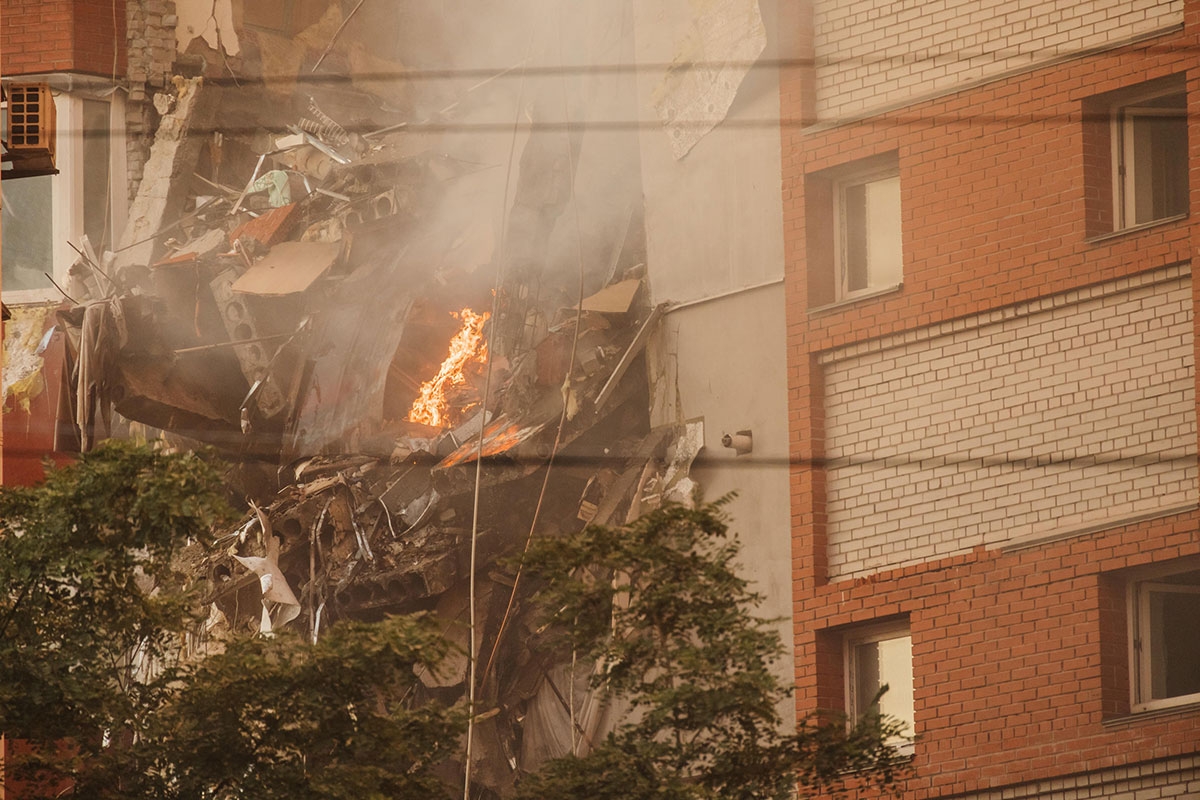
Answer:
0;441;228;758
0;442;463;799
142;617;464;800
0;445;903;798
513;499;909;800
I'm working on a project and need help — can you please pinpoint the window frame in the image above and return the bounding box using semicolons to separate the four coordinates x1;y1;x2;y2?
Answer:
1110;84;1187;232
2;84;126;305
1128;560;1200;714
832;161;902;302
843;619;915;749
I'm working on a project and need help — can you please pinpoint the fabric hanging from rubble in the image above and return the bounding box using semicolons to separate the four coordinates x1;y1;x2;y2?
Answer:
1;304;54;413
75;300;127;451
518;662;613;772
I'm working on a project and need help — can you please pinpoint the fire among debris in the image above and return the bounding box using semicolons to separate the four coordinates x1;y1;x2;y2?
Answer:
409;308;490;427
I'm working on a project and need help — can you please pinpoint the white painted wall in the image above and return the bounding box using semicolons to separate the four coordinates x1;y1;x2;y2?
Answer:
631;0;794;719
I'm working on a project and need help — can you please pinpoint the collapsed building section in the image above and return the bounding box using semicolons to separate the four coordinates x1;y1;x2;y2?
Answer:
36;3;708;794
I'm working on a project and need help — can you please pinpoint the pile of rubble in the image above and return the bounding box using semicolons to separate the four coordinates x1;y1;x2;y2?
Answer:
43;10;702;792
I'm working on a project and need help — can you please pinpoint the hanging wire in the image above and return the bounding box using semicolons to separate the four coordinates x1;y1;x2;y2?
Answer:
463;37;533;800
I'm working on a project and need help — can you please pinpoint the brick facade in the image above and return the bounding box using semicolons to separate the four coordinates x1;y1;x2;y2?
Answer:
822;266;1197;579
811;0;1182;122
124;0;179;202
783;0;1200;797
1;0;127;78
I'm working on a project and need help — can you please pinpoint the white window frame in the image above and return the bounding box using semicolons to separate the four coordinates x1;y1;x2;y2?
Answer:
844;620;914;750
2;84;126;305
1128;559;1200;713
1111;85;1187;231
833;161;902;302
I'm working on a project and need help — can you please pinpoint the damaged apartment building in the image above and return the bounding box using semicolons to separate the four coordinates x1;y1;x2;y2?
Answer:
1;0;795;792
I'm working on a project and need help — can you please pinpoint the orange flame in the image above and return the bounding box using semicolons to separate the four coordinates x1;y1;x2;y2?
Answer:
408;308;490;427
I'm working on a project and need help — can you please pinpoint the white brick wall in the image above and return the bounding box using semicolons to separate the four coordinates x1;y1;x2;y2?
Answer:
813;0;1183;122
952;755;1200;800
821;265;1197;580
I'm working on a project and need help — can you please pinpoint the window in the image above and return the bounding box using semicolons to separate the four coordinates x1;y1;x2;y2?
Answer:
1114;87;1187;229
836;167;902;298
805;152;902;307
1130;563;1200;712
845;621;914;745
1084;76;1187;236
1;86;126;303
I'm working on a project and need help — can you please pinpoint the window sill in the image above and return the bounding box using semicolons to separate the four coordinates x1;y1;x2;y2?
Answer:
1103;699;1200;728
1084;212;1188;244
1000;502;1198;553
808;282;902;316
2;289;67;306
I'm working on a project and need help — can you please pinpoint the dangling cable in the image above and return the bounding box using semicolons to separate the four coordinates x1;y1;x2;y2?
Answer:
463;43;531;800
479;1;590;704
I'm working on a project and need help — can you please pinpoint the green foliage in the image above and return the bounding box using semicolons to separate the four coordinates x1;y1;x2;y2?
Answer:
0;441;230;746
140;616;465;800
0;442;463;799
514;499;909;800
0;444;902;799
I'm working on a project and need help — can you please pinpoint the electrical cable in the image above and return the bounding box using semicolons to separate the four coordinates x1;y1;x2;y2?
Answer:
478;10;592;701
462;38;532;800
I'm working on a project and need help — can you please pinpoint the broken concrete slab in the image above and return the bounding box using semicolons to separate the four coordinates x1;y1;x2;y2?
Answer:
579;278;642;314
232;241;342;296
115;77;221;273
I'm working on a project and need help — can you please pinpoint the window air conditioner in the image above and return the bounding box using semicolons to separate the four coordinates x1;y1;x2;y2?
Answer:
2;83;57;179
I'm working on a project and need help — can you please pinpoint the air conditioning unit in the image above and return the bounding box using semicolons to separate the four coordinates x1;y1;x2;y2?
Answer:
2;83;57;179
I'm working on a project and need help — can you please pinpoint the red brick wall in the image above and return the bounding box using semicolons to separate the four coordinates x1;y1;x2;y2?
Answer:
1;0;127;78
781;16;1200;798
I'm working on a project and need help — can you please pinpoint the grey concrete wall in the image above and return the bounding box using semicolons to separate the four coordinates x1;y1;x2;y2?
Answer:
631;0;794;722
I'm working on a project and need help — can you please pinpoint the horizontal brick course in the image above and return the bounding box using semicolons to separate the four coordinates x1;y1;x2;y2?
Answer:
812;0;1181;121
822;268;1198;578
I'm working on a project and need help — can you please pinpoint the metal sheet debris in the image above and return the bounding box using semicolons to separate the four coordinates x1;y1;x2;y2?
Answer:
437;417;550;469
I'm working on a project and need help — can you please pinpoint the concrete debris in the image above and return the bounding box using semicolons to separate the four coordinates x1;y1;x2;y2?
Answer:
116;77;221;273
230;241;342;296
175;0;240;57
44;10;704;794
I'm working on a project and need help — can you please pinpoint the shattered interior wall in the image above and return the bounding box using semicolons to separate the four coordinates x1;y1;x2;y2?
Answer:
3;0;794;793
32;1;730;795
125;0;180;201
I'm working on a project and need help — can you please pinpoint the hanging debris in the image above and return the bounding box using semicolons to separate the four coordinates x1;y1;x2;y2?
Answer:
41;5;697;796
